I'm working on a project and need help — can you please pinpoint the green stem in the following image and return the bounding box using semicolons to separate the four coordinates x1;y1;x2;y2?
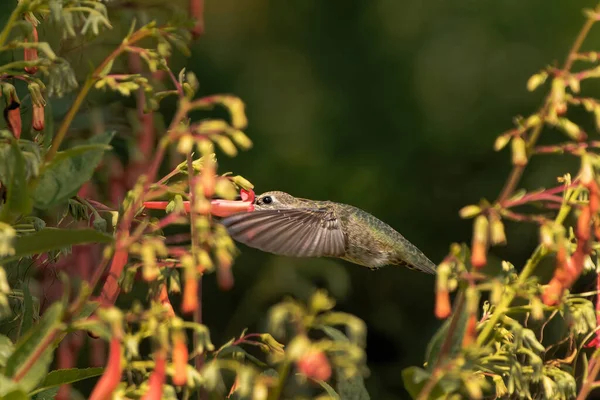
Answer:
496;1;600;204
43;29;152;164
268;360;291;400
0;4;23;49
476;186;582;347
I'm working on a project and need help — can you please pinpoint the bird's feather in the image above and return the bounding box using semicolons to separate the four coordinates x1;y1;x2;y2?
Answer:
221;208;346;258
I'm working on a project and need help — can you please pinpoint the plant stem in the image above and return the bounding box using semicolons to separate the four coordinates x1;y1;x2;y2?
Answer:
0;4;22;48
577;349;600;400
44;29;152;164
476;186;582;346
268;360;291;400
12;329;59;382
496;2;600;203
186;153;206;400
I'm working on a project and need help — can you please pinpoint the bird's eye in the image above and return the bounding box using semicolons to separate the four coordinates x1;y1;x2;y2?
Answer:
262;196;273;204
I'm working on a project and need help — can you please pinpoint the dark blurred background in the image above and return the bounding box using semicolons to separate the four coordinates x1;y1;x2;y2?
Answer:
3;0;600;398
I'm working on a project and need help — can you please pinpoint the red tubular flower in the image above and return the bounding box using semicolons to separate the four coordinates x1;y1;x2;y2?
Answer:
157;285;175;317
89;337;123;400
32;103;44;131
4;101;21;139
435;289;451;319
577;206;591;243
143;198;254;217
98;240;130;307
172;333;189;386
470;216;489;270
24;23;38;74
141;351;166;400
297;350;332;381
181;274;198;314
189;0;204;38
462;313;477;347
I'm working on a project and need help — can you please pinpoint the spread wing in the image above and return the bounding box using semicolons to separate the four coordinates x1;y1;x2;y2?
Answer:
221;208;346;258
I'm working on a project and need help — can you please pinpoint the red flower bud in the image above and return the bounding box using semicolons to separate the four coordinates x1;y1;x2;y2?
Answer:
296;350;332;382
462;313;478;348
172;333;188;386
89;338;123;400
24;25;38;74
577;206;591;242
4;101;21;139
157;285;175;317
181;275;198;314
590;181;600;215
435;289;451;319
190;0;205;38
470;216;489;269
141;351;166;400
32;103;44;131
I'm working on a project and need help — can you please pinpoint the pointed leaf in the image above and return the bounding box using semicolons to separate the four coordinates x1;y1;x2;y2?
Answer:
5;302;64;391
20;283;34;337
30;367;104;395
425;292;468;370
0;141;32;221
33;131;115;209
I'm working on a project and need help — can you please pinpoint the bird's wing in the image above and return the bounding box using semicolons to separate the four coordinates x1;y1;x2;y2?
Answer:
221;208;346;258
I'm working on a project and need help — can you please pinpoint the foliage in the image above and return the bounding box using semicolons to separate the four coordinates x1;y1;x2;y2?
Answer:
401;3;600;400
0;1;369;399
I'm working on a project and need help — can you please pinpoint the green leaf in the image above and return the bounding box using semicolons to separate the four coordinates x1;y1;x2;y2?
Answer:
33;131;115;209
402;367;431;399
20;283;34;337
0;376;28;399
314;378;341;399
319;326;370;400
0;228;113;264
32;387;59;400
5;302;64;391
216;345;268;367
30;367;104;396
0;333;14;367
0;141;32;222
425;292;468;370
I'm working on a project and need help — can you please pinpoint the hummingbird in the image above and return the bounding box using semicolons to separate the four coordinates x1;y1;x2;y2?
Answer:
221;191;437;274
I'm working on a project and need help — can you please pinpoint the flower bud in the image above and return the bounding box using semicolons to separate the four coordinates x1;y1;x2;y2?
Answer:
181;270;198;314
489;213;506;246
141;350;166;400
4;101;21;139
471;215;489;269
527;71;548;92
172;331;189;386
32;103;44;131
89;338;123;400
24;24;39;74
577;206;591;242
511;137;527;167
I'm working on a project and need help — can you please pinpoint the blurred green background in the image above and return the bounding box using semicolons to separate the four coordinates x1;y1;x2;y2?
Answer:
3;0;600;398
